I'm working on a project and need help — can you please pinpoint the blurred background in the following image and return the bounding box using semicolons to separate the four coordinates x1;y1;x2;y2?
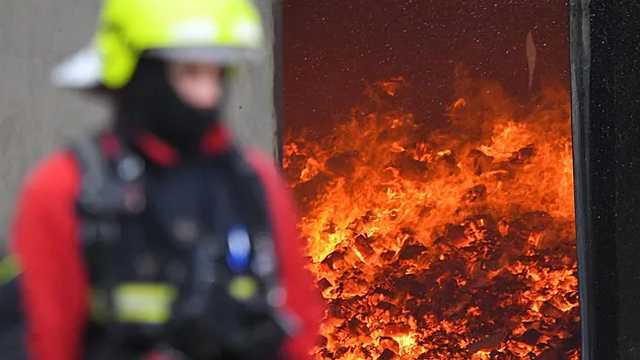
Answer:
0;0;279;240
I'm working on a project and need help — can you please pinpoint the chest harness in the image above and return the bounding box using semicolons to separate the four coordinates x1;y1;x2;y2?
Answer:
70;135;296;360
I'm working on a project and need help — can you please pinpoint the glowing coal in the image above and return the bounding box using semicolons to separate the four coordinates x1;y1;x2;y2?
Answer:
284;72;580;359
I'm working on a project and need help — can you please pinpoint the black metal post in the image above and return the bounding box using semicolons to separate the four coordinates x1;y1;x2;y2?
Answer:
272;0;284;165
571;1;640;358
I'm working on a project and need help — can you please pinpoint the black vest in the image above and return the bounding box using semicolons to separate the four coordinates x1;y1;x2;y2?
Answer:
71;135;291;360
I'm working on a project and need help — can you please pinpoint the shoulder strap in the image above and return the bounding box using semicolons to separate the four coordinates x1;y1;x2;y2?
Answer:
228;149;269;225
70;135;146;218
226;149;299;335
70;136;110;215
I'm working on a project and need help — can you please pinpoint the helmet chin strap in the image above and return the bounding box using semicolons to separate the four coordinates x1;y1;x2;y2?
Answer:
115;57;226;156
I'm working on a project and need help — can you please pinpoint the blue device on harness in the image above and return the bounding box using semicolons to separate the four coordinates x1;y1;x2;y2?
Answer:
226;226;252;274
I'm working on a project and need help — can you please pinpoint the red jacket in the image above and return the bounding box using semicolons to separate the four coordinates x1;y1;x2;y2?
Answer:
11;128;323;360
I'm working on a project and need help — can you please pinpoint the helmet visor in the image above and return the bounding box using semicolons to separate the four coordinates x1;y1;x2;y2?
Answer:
147;46;264;66
51;44;102;89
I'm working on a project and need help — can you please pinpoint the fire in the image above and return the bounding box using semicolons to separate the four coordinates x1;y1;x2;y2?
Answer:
284;71;580;359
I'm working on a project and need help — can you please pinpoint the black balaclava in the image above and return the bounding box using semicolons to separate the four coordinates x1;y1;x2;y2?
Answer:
115;56;223;155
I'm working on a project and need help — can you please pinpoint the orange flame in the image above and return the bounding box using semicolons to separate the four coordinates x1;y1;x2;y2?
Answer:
285;73;580;359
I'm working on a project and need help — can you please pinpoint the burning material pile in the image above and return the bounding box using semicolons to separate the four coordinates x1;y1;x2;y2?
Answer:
284;71;580;359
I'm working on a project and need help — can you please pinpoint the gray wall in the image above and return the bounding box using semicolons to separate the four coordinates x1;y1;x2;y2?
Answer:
0;0;276;239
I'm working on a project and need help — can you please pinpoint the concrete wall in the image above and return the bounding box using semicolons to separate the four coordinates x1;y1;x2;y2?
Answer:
228;0;277;154
0;1;276;239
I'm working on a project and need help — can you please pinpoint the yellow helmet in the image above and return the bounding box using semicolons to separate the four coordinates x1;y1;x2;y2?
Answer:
52;0;264;89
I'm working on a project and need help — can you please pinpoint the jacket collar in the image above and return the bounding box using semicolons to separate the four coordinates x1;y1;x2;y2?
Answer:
103;124;233;168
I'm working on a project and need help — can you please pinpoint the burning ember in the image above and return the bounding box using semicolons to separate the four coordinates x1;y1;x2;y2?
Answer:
284;70;580;359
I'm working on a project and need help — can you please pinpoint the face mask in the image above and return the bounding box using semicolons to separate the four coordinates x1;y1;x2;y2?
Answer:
115;57;222;155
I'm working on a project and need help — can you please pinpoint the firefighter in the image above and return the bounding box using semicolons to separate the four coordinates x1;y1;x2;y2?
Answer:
10;0;323;359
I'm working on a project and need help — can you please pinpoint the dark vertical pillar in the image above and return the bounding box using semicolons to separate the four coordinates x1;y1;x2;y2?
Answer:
569;2;597;359
571;1;640;358
272;0;283;164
